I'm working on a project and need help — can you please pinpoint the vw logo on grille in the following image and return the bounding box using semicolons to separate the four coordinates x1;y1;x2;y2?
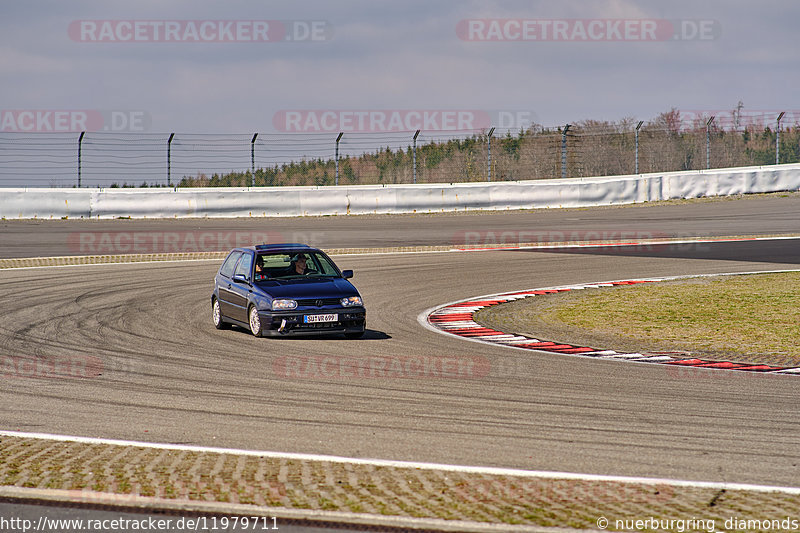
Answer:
315;299;323;307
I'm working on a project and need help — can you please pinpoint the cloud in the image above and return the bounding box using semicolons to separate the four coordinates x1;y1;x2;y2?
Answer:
0;0;798;132
0;47;73;75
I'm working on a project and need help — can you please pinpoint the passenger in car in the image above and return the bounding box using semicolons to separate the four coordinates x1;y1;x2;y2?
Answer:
254;256;268;281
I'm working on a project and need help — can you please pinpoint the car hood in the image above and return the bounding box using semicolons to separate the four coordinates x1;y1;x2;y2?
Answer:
255;277;359;299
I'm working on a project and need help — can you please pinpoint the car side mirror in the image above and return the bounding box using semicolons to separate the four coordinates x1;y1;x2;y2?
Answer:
232;273;250;284
342;269;353;279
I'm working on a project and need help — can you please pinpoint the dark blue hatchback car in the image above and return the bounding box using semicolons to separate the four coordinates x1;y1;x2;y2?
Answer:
211;244;366;337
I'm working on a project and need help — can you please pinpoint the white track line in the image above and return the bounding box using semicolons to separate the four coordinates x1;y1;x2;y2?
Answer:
1;430;799;495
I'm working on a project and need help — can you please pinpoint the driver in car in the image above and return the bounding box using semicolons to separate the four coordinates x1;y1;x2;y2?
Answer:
287;254;310;275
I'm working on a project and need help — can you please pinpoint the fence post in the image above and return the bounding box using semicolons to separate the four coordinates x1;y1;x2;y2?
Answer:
635;121;643;174
412;130;420;184
335;132;343;185
561;124;570;179
487;127;495;181
251;133;258;187
776;111;785;164
705;116;714;170
167;133;175;186
77;131;85;188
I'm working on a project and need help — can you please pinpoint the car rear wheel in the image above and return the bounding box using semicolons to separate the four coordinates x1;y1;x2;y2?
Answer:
212;297;229;330
248;305;263;337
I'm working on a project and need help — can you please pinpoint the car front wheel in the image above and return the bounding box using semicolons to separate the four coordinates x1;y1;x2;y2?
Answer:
248;305;263;337
212;297;229;330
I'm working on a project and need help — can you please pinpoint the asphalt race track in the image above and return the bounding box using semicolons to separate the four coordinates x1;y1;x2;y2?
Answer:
3;194;800;259
1;195;799;488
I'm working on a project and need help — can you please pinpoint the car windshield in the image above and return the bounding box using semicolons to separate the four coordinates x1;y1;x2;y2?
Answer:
254;251;340;280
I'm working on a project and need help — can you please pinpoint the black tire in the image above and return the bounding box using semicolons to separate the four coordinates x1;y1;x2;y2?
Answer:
248;305;263;337
212;297;229;330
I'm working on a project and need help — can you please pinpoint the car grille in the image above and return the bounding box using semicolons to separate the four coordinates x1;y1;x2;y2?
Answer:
296;322;342;330
297;298;341;307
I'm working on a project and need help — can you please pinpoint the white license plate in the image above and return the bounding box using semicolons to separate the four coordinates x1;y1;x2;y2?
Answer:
304;314;338;323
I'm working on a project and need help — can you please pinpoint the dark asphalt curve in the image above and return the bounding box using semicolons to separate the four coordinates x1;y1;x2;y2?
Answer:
1;238;799;487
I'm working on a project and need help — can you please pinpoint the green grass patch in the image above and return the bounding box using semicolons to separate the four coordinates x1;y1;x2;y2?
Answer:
476;272;800;366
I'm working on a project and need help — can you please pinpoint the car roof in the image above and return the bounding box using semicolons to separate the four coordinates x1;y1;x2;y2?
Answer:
248;243;318;253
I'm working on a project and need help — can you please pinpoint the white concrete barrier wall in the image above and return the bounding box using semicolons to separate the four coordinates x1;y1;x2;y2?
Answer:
1;164;799;219
0;188;93;219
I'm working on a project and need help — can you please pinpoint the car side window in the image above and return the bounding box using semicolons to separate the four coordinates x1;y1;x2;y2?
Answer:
234;252;254;280
219;251;242;279
314;253;340;276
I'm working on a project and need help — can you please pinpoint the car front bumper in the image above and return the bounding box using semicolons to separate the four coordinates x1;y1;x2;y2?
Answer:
259;307;366;336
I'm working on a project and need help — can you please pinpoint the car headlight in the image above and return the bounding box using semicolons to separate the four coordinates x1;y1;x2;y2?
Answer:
340;296;363;307
272;299;297;310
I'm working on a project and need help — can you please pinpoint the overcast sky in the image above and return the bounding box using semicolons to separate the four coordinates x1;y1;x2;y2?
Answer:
2;0;798;136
